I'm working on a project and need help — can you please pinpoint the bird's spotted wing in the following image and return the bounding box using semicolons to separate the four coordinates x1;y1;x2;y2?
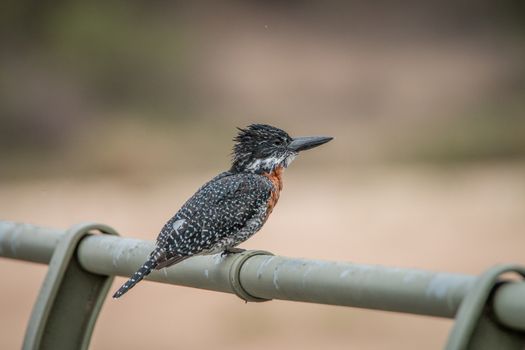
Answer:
154;173;273;266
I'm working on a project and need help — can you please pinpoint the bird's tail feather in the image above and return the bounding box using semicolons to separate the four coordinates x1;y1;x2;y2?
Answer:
112;256;157;299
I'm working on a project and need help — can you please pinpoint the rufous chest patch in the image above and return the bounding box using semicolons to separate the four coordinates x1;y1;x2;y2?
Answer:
263;166;284;218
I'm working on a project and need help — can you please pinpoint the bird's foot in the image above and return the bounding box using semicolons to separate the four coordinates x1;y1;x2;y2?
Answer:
221;247;246;257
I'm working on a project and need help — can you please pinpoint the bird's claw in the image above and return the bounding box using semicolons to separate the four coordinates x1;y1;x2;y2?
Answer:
221;247;246;257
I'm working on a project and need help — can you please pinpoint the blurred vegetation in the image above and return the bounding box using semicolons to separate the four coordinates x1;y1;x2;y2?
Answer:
1;1;193;154
395;97;525;164
1;1;524;181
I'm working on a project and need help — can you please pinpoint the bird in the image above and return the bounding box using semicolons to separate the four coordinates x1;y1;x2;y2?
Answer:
112;124;333;298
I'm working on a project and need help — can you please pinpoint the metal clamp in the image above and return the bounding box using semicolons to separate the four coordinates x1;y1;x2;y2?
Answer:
446;264;525;350
228;250;274;302
23;222;118;350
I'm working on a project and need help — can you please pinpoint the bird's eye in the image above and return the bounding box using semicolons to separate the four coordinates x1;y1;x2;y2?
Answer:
273;140;283;146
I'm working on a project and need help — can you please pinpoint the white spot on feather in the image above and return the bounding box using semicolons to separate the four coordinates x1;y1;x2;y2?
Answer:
172;219;185;233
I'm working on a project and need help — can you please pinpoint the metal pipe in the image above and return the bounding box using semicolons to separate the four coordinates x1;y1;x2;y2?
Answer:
0;222;61;264
1;221;524;331
239;255;476;318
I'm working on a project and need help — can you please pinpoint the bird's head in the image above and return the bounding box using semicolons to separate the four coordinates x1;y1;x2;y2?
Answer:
230;124;333;174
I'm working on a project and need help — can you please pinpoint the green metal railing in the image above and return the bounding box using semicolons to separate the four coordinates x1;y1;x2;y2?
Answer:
1;221;524;349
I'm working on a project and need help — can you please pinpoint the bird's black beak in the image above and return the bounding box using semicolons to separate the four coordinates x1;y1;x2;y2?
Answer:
288;136;333;152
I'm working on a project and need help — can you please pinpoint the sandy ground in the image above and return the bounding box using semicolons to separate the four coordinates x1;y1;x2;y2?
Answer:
1;164;524;349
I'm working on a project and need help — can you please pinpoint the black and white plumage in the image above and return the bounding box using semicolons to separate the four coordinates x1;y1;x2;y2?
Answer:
112;124;332;298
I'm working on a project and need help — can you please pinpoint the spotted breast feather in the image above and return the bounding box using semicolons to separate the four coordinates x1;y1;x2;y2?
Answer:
154;172;274;268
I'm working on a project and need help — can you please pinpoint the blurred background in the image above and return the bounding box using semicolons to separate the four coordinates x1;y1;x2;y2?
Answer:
1;1;524;349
